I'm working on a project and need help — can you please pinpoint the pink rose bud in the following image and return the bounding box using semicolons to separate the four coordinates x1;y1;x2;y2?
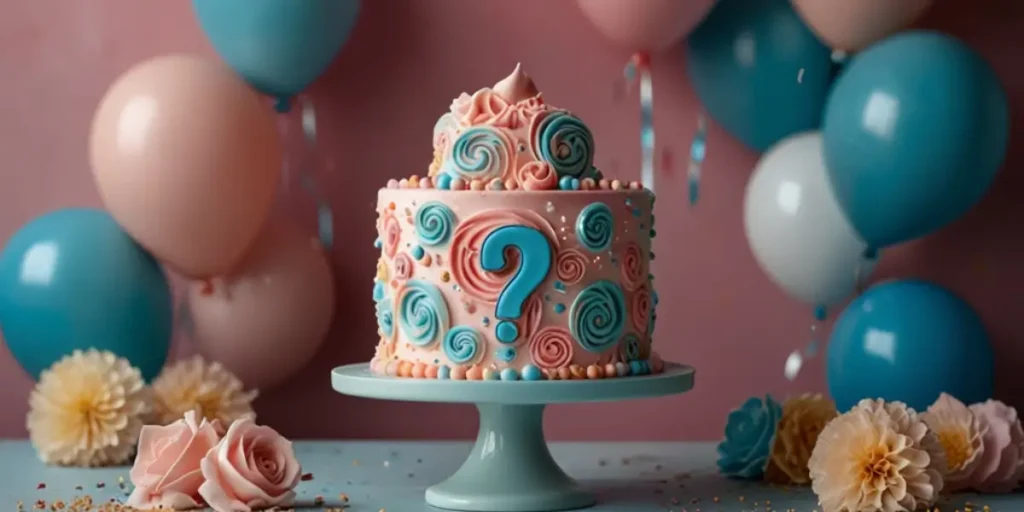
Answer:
199;418;301;511
125;411;221;510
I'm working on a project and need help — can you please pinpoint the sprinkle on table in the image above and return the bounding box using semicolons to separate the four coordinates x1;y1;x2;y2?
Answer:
37;483;45;489
300;472;314;481
314;495;325;506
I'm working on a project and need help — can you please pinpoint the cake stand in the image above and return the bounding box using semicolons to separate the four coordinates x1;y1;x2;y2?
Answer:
331;362;695;512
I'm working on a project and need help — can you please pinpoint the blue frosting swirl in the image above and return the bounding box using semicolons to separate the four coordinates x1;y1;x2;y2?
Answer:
621;333;641;361
536;112;595;178
575;202;614;252
569;280;626;353
375;297;394;339
398;280;450;347
716;395;782;479
443;325;483;364
414;202;456;247
444;126;511;181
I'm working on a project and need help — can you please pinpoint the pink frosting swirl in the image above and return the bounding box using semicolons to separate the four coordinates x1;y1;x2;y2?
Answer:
529;327;575;370
451;89;511;127
515;161;559;191
631;286;652;334
555;248;588;285
520;294;544;341
621;243;645;291
383;214;401;258
449;209;559;303
394;253;414;281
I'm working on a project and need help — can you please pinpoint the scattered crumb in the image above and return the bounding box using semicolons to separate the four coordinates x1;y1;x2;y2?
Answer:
598;459;607;466
338;493;349;503
74;486;83;491
352;459;360;466
17;500;24;512
34;500;46;510
313;495;325;506
37;483;46;490
117;477;125;490
53;500;66;510
383;460;390;468
712;497;720;503
407;473;415;478
300;473;314;481
95;482;105;489
416;458;423;464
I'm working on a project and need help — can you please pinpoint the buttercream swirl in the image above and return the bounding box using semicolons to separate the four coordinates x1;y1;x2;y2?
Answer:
620;333;641;362
443;126;515;182
414;201;456;247
621;243;645;291
397;280;450;347
534;111;594;178
433;113;456;150
520;295;544;341
393;253;414;281
575;202;614;252
631;286;652;335
376;297;395;341
569;280;626;353
555;248;588;285
449;209;559;303
382;213;401;258
451;89;511;127
514;161;559;191
443;325;483;365
528;327;575;370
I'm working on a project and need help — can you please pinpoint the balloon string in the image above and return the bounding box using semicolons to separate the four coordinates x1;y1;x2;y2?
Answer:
276;116;291;193
688;113;707;206
173;290;194;340
784;305;827;381
624;53;656;192
298;97;334;249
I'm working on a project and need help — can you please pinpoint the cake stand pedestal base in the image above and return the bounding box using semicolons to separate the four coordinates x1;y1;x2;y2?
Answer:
331;362;694;512
426;404;592;512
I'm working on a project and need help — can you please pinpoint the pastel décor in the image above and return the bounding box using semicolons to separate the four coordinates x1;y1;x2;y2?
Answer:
791;0;933;51
480;226;554;343
575;0;715;51
88;55;281;278
716;395;782;480
126;411;220;510
0;209;172;381
188;220;335;391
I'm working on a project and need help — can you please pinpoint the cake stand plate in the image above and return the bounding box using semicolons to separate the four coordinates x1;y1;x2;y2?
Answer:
331;363;695;512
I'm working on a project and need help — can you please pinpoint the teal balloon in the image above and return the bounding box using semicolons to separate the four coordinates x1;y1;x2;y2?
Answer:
686;0;833;152
822;31;1009;248
827;280;994;413
0;209;172;381
192;0;360;107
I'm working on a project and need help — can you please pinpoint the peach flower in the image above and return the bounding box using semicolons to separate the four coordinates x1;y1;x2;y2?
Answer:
126;411;221;510
764;394;838;485
921;393;985;492
809;399;946;512
968;399;1024;493
199;418;301;512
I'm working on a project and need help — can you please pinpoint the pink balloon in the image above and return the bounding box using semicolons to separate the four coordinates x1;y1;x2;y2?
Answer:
577;0;716;51
791;0;934;51
188;220;335;390
89;55;281;278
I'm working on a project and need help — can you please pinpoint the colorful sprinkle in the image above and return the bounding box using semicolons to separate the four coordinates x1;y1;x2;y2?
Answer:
522;364;543;381
441;271;450;282
500;368;519;381
374;238;382;249
559;176;574;190
436;174;453;190
554;303;566;314
411;246;425;260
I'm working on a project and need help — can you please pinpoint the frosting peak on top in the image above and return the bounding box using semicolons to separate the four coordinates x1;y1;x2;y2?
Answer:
492;63;540;104
428;66;600;191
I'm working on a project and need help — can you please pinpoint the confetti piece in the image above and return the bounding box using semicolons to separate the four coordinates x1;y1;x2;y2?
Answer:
300;473;314;481
36;483;45;490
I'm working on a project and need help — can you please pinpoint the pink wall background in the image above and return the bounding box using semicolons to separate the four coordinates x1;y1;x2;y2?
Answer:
0;0;1021;441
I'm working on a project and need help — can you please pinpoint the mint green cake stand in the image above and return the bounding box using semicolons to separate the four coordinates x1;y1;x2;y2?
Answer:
331;362;695;512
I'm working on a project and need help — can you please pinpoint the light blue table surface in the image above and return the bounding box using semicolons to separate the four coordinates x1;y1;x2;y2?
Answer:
1;440;1018;511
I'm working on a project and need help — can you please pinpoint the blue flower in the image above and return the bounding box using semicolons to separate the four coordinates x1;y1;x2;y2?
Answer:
716;395;782;479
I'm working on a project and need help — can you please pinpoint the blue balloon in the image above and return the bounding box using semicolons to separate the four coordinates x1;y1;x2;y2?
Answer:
686;0;834;152
822;31;1009;248
0;209;172;381
192;0;361;107
827;279;993;413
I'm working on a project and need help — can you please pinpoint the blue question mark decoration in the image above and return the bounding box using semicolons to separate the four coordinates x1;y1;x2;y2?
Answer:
480;226;553;343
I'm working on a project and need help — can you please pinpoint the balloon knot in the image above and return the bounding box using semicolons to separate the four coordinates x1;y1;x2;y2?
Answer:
199;279;215;296
274;96;293;113
631;52;651;69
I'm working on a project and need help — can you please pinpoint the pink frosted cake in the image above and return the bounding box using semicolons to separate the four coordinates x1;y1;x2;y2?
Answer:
370;65;661;381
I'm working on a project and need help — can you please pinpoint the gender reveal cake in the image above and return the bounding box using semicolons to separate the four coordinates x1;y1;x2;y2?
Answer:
371;65;661;381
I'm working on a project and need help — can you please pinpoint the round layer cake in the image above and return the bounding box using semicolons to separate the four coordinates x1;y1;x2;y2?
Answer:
370;66;661;381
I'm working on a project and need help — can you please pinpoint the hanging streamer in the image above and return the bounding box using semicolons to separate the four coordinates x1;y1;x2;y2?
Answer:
688;114;707;206
623;53;656;192
298;97;335;249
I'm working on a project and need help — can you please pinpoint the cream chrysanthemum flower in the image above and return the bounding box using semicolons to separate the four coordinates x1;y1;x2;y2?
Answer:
150;355;257;426
765;393;838;485
809;399;947;512
921;393;985;492
27;349;150;467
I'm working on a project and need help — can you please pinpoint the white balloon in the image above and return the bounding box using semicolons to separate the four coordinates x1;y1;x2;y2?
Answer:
743;132;876;306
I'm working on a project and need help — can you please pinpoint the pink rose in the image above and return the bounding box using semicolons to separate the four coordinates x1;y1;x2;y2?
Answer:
198;418;301;512
450;89;510;126
126;411;221;510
